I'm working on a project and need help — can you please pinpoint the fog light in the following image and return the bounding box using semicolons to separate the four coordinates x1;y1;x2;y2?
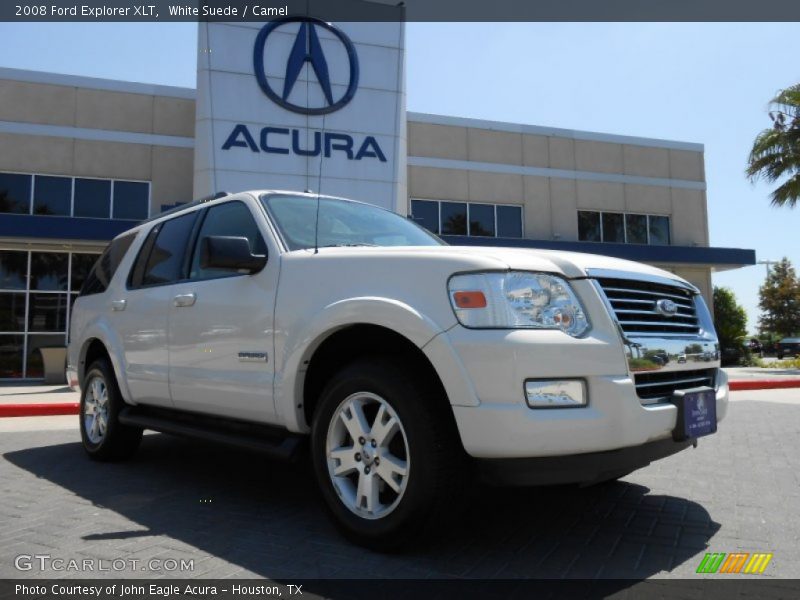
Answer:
525;379;587;408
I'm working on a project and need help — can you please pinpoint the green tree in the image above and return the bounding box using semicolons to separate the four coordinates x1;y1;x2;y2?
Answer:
746;83;800;208
713;286;748;350
758;258;800;337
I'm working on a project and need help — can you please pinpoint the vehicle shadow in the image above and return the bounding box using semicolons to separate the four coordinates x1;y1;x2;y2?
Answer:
4;433;719;586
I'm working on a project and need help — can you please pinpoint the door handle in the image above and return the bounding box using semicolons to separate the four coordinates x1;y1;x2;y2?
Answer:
110;299;127;312
173;292;197;307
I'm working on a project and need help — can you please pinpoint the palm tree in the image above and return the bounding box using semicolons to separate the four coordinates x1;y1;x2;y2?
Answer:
746;84;800;208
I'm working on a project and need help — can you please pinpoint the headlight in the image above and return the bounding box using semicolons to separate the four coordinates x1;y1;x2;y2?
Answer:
448;271;590;337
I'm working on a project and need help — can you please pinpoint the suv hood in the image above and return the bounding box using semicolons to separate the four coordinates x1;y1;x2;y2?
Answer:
309;245;689;285
453;246;680;281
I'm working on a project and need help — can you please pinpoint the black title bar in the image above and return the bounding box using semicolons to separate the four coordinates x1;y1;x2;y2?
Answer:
3;0;800;22
3;579;800;600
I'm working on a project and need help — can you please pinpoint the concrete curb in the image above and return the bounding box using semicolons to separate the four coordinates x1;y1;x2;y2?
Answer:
0;403;79;418
729;380;800;391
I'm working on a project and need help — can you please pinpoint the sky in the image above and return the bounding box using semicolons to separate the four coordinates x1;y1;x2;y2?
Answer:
0;21;798;333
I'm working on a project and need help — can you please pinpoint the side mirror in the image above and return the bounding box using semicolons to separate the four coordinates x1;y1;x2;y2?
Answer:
200;236;266;274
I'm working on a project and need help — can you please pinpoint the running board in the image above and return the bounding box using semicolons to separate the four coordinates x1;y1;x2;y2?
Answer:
118;406;304;461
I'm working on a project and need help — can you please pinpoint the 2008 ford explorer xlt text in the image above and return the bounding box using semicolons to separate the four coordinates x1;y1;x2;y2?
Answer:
67;191;728;550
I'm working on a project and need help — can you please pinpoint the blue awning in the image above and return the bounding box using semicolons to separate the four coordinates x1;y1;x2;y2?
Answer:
0;214;135;243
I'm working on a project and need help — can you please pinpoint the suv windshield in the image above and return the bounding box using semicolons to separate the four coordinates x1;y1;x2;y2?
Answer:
261;194;444;251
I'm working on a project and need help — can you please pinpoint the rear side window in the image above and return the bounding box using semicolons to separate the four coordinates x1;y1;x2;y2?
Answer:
79;233;136;296
139;212;198;287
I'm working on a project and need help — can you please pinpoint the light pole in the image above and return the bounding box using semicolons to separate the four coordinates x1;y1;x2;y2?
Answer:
757;259;778;278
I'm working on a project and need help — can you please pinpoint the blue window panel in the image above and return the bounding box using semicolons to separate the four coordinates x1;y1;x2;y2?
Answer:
411;200;439;234
469;203;495;237
441;202;467;236
497;205;523;238
0;173;32;214
33;175;71;216
74;178;111;218
113;181;149;220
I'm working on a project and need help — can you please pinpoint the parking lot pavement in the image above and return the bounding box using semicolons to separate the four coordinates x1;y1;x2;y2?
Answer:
0;388;798;583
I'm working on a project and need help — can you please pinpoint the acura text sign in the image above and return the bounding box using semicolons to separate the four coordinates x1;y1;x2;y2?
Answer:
194;9;407;212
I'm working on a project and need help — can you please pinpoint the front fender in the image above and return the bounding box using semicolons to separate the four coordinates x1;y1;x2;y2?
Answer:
276;296;470;433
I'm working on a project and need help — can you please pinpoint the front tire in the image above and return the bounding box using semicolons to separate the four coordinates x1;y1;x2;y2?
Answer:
80;358;142;461
311;358;467;551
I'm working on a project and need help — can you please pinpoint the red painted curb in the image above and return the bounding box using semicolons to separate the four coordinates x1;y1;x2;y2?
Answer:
729;379;800;391
0;403;80;417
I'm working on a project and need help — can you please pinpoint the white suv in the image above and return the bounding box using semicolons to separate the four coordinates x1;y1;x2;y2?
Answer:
68;190;728;550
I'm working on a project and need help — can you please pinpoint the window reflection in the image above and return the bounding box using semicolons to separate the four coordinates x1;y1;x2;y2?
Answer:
0;250;99;379
33;175;71;216
0;173;32;214
30;253;69;291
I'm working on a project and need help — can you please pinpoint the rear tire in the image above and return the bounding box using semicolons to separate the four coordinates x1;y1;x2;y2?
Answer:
311;357;467;551
80;358;142;461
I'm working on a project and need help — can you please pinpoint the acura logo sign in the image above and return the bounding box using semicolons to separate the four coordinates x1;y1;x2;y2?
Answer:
253;17;359;115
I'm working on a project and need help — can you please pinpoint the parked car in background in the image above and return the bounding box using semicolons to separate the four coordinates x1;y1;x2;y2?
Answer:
720;346;743;367
747;338;763;356
777;337;800;360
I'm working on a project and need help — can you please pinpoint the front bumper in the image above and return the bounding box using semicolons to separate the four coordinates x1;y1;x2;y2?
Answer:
452;369;728;460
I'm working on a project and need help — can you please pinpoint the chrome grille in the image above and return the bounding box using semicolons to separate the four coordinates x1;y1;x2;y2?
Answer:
597;277;699;335
634;369;716;403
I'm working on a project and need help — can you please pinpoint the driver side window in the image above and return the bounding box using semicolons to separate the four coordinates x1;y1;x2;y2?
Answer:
189;201;267;281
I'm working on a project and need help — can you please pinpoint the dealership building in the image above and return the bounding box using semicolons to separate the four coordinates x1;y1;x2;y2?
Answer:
0;19;755;380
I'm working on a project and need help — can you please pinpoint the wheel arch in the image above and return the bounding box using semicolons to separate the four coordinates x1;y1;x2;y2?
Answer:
276;297;467;434
77;327;131;401
301;324;451;428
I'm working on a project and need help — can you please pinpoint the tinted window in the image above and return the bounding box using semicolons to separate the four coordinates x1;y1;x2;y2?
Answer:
80;233;136;296
33;175;71;216
71;254;100;291
625;214;648;244
28;293;68;332
29;253;68;291
128;227;158;289
649;215;670;245
0;293;26;331
441;202;467;235
74;178;111;218
497;205;522;238
602;212;625;243
411;200;439;234
141;213;197;286
189;202;265;280
0;173;32;214
469;204;495;237
113;181;149;220
0;335;24;378
578;211;601;242
0;251;28;290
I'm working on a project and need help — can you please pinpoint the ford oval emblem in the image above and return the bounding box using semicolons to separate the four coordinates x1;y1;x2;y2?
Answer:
655;298;679;317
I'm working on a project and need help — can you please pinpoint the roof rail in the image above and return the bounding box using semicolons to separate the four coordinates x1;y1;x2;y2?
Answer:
196;191;231;203
142;191;231;224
